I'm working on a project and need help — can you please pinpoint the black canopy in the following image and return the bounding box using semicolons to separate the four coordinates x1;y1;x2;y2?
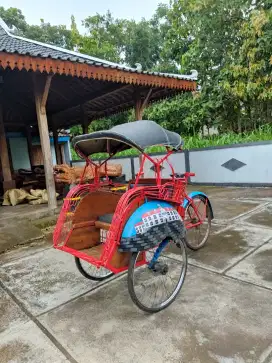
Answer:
73;120;183;157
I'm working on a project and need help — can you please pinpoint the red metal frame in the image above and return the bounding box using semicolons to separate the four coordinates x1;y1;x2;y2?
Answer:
53;147;207;274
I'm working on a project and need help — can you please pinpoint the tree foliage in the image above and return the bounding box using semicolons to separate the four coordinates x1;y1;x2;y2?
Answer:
0;7;73;49
166;0;272;133
0;2;271;136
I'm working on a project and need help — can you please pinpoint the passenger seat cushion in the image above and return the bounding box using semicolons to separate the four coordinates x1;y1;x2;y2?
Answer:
98;213;114;224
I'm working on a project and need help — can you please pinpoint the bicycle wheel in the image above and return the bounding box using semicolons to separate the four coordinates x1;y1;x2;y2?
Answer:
184;195;211;250
127;237;187;313
75;257;114;281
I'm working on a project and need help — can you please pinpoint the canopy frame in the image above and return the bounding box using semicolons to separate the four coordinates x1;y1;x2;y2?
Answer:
72;120;183;158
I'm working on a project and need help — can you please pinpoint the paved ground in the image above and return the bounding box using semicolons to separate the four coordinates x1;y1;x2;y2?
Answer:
0;186;272;363
0;202;61;253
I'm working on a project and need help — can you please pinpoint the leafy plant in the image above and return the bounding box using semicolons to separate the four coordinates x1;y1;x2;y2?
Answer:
71;124;272;160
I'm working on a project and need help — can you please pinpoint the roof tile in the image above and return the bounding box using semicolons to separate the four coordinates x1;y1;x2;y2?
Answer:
0;19;197;82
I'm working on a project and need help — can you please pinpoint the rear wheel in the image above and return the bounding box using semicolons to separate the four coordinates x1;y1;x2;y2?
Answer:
184;195;211;250
75;257;114;281
127;237;187;313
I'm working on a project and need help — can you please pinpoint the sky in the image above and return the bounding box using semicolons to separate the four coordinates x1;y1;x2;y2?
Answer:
1;0;168;31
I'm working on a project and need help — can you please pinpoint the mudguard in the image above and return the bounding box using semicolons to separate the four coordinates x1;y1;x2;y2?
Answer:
119;200;185;252
182;191;214;219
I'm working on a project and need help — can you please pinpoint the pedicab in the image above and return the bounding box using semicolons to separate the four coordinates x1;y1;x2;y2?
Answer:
53;120;213;313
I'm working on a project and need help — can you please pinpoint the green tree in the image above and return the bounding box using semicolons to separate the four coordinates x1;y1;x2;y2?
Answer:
75;11;126;62
0;6;27;32
0;6;74;49
164;0;272;133
124;4;175;71
223;6;272;130
25;20;74;49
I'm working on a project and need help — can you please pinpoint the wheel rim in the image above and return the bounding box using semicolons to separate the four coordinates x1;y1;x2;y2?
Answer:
184;197;211;249
130;239;187;310
77;258;113;279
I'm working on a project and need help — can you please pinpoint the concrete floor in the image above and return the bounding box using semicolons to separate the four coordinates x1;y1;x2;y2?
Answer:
0;202;61;252
0;186;272;363
0;202;61;224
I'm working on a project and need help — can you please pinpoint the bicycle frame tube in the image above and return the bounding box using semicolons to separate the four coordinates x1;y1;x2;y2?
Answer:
148;239;170;269
180;194;208;229
134;149;174;187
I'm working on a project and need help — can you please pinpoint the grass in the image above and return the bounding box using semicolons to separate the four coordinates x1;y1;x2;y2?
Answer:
71;125;272;160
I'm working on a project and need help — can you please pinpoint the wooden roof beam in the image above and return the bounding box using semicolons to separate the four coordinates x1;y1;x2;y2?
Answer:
54;88;166;127
53;84;132;121
52;83;127;117
135;88;152;120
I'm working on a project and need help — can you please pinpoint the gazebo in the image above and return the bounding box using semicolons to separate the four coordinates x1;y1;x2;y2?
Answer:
0;19;197;209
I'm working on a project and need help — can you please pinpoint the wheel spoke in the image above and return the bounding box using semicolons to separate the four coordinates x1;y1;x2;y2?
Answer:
185;197;211;250
75;258;113;281
128;238;187;312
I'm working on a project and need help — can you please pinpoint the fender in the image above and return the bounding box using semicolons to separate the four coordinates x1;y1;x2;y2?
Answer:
182;191;214;220
120;200;185;252
122;200;176;238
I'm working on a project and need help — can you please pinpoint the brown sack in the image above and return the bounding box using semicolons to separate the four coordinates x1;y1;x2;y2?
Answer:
2;189;37;206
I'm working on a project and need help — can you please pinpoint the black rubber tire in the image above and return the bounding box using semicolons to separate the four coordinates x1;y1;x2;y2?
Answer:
127;238;187;313
185;195;212;251
75;257;114;281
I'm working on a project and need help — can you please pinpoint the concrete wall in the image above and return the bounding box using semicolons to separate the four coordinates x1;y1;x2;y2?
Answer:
72;141;272;186
72;152;187;182
189;143;272;185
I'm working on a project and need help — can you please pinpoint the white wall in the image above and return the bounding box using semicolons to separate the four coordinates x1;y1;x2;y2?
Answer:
189;144;272;184
71;142;272;186
72;152;186;181
142;153;186;179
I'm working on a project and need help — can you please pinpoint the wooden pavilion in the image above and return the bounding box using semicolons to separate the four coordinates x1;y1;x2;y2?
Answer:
0;19;197;210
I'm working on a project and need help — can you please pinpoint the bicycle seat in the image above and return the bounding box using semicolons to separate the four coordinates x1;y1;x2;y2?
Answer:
170;173;185;178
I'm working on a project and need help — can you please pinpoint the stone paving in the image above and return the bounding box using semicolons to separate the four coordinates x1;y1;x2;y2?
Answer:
0;186;272;363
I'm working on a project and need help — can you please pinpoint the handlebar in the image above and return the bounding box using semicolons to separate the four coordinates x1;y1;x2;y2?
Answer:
170;172;195;178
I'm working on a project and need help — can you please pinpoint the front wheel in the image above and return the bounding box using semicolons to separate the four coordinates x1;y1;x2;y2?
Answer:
184;195;212;250
75;257;114;281
127;237;187;313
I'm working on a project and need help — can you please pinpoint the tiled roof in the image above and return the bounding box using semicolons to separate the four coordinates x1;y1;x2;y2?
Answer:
0;19;197;81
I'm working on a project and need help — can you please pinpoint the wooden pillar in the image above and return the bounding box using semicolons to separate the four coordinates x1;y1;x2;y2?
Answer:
33;74;57;210
25;126;34;169
52;123;62;165
134;88;152;121
135;97;142;120
60;144;66;164
0;78;16;191
80;104;89;134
